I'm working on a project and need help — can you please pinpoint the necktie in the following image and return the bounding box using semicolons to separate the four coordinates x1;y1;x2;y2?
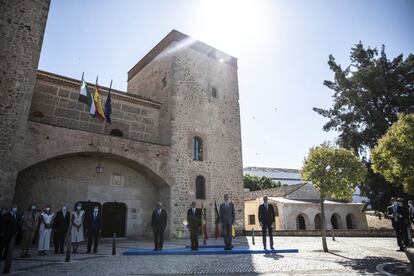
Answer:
265;204;268;210
192;208;195;215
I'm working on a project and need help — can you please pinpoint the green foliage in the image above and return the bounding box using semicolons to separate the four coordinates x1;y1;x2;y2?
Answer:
243;174;281;191
301;146;366;198
372;114;414;194
313;42;414;210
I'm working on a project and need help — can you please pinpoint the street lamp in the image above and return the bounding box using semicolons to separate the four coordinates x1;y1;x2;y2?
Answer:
96;162;104;174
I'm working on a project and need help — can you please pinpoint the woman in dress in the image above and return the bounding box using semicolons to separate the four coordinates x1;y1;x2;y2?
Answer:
38;204;54;255
71;203;85;253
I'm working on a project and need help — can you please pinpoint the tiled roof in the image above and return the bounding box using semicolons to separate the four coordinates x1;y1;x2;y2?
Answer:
244;183;308;200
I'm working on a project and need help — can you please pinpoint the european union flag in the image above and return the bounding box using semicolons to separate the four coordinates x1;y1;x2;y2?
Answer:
105;80;112;123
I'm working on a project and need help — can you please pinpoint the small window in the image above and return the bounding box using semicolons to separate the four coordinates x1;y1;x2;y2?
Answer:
211;86;217;98
192;137;203;161
195;175;206;199
162;76;167;89
110;129;123;137
248;215;255;225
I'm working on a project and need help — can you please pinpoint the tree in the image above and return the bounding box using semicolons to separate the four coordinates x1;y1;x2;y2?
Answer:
243;174;280;191
313;43;414;211
372;114;414;194
301;146;366;252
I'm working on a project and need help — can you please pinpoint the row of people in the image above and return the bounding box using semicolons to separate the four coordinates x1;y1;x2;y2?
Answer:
0;203;102;258
386;197;414;251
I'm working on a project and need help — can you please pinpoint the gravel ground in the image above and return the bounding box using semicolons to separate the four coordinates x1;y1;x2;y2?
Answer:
0;236;411;275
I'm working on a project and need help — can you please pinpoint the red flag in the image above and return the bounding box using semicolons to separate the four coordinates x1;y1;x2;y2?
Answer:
201;203;208;242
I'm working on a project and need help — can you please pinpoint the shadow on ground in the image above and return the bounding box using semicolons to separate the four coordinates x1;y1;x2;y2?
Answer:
331;252;409;274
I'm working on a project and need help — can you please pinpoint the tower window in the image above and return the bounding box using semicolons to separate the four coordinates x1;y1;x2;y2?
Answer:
196;175;206;199
192;136;203;161
211;86;217;98
162;76;167;89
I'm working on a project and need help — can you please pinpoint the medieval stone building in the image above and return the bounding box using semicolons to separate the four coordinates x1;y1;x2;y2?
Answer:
0;1;244;238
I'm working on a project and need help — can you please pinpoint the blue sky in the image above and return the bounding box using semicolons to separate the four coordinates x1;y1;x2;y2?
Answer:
39;0;414;169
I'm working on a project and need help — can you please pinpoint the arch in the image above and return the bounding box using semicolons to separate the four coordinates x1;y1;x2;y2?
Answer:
110;129;124;137
102;202;127;237
346;213;358;229
195;175;206;199
192;136;203;161
296;214;306;230
331;213;342;229
314;213;322;230
19;123;171;185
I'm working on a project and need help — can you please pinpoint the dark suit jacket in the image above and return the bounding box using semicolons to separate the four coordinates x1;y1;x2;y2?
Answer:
187;208;202;230
219;202;235;225
387;205;405;228
86;212;102;232
258;203;275;226
151;209;167;229
53;210;71;233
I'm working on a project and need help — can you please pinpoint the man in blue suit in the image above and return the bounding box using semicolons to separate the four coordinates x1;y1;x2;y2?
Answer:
86;206;102;254
387;197;408;251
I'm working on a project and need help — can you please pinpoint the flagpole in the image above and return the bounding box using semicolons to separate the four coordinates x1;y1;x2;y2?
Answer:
96;75;99;86
81;72;84;81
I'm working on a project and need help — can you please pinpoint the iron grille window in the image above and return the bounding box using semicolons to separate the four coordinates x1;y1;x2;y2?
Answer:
192;137;203;161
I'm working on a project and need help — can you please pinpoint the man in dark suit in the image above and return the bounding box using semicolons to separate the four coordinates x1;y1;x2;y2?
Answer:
219;194;235;250
151;202;167;251
258;196;275;250
387;197;408;251
187;201;202;251
53;205;70;254
86;206;102;253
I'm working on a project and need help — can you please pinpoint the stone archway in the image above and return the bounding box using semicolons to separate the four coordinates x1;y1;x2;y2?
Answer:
346;213;358;229
314;213;322;230
14;152;170;238
331;213;342;229
296;214;307;230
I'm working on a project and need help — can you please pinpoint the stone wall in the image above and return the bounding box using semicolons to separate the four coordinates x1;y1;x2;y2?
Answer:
0;0;50;206
15;155;169;237
29;72;161;144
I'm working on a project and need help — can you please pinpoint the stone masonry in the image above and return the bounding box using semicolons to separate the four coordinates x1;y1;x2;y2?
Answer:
0;0;50;206
9;30;245;238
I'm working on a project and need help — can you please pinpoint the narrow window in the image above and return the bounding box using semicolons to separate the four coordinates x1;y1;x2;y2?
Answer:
248;215;256;225
211;86;217;98
192;137;203;161
162;76;167;89
196;175;206;199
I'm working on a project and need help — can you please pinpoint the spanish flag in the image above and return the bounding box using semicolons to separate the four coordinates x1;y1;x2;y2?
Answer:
93;79;105;122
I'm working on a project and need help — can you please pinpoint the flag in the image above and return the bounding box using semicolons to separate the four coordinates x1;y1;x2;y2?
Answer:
201;203;208;243
104;80;112;123
93;80;105;122
214;200;220;239
232;225;235;238
78;75;96;116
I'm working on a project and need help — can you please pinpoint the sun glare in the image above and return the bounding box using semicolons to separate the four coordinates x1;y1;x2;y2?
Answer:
194;0;270;55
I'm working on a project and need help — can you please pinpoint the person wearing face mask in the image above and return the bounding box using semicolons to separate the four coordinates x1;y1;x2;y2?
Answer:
53;205;70;254
187;201;202;251
86;206;102;254
151;202;167;251
71;203;85;253
0;205;19;260
38;205;55;255
219;194;235;250
259;196;276;250
406;200;414;246
386;197;407;251
20;204;39;258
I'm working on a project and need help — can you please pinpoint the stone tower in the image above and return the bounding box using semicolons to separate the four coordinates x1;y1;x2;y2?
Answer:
127;30;244;236
0;0;51;206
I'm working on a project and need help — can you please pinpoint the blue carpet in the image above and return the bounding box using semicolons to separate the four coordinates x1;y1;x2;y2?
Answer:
123;247;298;255
184;245;230;248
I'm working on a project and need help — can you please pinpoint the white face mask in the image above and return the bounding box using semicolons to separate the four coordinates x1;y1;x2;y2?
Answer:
77;206;82;210
45;208;51;211
31;205;36;210
62;207;67;212
94;209;98;213
12;208;17;212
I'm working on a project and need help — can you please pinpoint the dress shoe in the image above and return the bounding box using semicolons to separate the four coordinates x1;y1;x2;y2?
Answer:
270;246;274;250
86;250;91;254
153;248;158;251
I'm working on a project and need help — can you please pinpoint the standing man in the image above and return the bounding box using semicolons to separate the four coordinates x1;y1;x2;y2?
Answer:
386;197;407;251
151;202;167;251
187;201;202;251
53;205;70;254
20;204;39;258
86;206;102;254
258;196;275;250
219;194;235;250
2;205;19;259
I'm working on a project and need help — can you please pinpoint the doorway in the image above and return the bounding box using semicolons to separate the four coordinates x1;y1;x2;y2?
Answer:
102;202;127;237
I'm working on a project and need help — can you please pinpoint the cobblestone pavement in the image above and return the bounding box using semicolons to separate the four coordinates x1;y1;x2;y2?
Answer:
0;236;411;275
